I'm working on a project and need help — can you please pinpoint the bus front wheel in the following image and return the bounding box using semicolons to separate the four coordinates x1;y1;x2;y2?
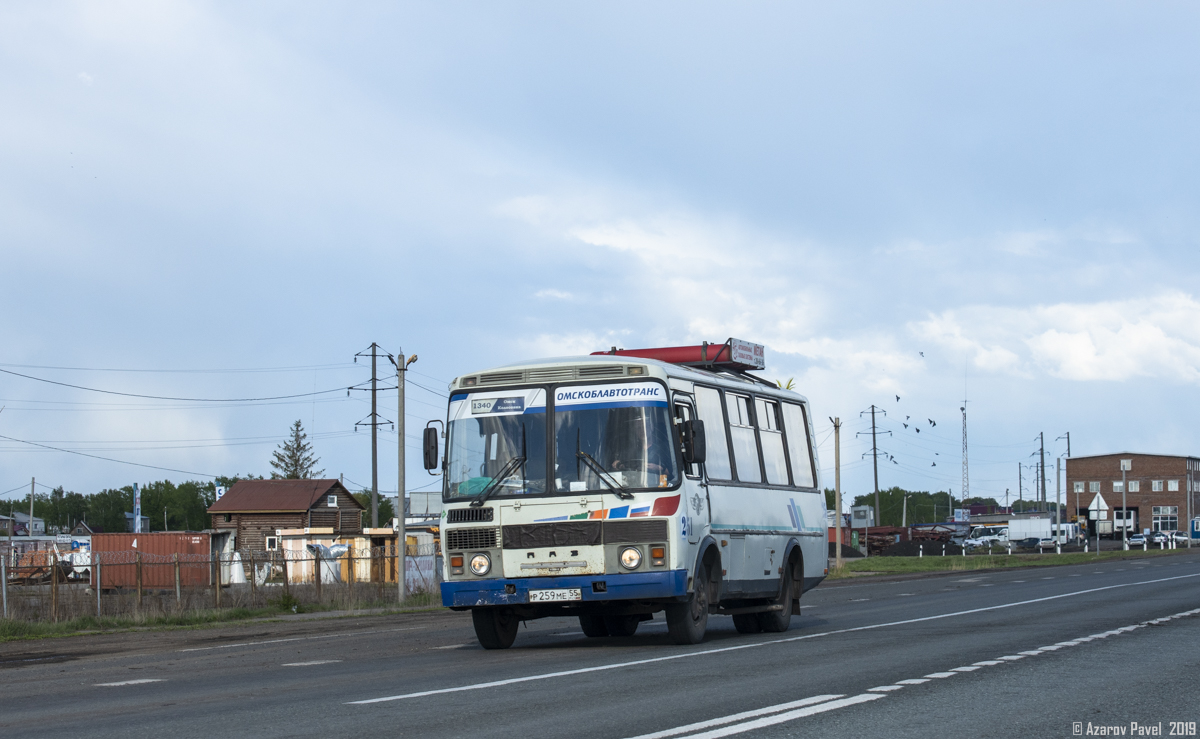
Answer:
472;607;520;649
666;561;710;644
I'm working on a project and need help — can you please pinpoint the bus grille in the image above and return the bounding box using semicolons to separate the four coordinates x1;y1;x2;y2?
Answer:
502;522;602;549
447;507;494;523
445;527;499;551
603;519;669;543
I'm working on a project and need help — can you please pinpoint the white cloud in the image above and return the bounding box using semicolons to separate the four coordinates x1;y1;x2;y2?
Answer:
77;72;93;85
913;292;1200;384
534;288;572;300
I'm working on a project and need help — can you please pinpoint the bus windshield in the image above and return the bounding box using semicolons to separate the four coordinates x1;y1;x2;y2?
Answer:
445;389;547;500
552;382;679;493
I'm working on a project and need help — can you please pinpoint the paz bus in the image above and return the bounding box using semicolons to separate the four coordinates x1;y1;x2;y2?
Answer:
423;339;828;649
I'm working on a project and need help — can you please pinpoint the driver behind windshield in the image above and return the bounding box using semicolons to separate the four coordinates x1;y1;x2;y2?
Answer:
607;412;675;485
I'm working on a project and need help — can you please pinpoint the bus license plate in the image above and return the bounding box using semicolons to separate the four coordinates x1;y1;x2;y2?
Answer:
529;588;581;602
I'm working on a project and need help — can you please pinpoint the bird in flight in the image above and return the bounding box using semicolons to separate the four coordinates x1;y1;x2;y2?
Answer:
928;419;936;427
902;423;908;429
895;395;900;402
915;428;921;433
920;352;925;357
931;462;936;466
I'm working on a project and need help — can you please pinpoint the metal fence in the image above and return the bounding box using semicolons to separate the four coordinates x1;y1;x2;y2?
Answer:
1;545;441;623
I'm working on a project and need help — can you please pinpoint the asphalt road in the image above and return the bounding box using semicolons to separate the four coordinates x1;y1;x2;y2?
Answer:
3;552;1199;739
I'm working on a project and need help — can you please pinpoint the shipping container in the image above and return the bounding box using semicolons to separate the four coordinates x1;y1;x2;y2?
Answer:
91;532;211;589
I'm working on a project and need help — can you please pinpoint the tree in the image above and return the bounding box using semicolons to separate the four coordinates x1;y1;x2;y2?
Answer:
351;491;396;526
270;420;324;479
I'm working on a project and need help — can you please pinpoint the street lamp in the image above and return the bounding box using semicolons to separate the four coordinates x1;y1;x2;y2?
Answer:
1121;459;1132;550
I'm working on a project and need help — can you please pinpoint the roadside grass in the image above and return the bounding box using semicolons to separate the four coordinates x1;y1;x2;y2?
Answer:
0;591;442;642
826;546;1195;579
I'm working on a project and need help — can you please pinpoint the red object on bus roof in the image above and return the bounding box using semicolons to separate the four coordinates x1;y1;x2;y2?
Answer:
591;338;765;371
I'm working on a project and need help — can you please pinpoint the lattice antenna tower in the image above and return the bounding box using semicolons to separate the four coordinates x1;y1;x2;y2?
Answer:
960;401;969;501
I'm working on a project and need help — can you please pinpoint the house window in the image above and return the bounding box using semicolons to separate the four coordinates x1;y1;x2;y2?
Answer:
1128;481;1140;493
1112;481;1124;493
328;495;338;507
1167;480;1179;492
1152;506;1178;532
1073;481;1084;493
1152;480;1164;492
265;536;278;551
1089;482;1099;493
223;513;231;523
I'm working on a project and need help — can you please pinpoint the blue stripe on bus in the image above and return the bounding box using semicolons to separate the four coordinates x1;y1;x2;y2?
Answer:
441;570;687;607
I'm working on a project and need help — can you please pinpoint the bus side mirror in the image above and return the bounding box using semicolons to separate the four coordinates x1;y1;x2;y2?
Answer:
422;427;439;470
682;420;706;465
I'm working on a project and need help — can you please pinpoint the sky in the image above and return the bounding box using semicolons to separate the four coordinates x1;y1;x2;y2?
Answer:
2;2;1199;515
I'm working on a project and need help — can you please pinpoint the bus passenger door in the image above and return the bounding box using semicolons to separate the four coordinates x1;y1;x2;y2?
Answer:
674;398;707;545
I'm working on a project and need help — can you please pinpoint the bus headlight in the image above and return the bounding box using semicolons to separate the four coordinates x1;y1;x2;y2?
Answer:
469;553;491;576
619;546;642;570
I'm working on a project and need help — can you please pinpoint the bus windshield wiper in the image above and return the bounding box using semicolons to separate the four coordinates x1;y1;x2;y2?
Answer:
575;450;634;500
470;455;525;507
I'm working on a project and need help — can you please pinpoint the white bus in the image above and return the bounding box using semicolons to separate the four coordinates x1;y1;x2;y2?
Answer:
425;340;828;649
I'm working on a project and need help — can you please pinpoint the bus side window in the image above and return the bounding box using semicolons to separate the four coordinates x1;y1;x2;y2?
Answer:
694;386;732;480
756;398;788;486
781;402;815;488
674;401;699;478
726;393;762;484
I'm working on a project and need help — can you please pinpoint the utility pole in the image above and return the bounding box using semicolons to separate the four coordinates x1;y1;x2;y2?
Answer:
371;345;379;528
1121;458;1131;550
961;402;969;503
858;406;889;535
29;477;35;537
1017;463;1023;511
832;417;842;570
390;348;417;605
1039;432;1047;509
354;343;395;529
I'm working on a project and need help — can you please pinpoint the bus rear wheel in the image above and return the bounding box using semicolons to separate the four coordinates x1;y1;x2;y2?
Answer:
579;614;609;637
758;572;794;633
732;613;763;634
666;561;710;644
604;615;640;637
472;607;520;649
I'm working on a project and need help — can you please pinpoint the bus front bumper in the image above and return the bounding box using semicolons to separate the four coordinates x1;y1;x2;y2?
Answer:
440;569;688;608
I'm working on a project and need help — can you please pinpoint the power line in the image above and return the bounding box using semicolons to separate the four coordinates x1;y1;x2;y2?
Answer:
0;432;217;478
0;361;359;374
0;367;348;403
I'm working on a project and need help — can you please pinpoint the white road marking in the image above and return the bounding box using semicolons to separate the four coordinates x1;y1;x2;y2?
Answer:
898;593;914;597
998;655;1024;661
666;694;886;739
623;695;842;739
924;672;957;678
347;573;1200;705
1012;580;1025;583
849;598;870;602
282;660;342;666
867;685;905;692
431;644;471;650
951;666;981;672
972;660;1003;666
96;679;165;686
179;627;412;653
896;678;929;684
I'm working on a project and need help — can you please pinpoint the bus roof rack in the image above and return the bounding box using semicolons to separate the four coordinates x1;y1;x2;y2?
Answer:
591;338;766;372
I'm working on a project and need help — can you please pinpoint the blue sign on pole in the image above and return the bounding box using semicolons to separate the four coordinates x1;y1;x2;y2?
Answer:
133;482;142;534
